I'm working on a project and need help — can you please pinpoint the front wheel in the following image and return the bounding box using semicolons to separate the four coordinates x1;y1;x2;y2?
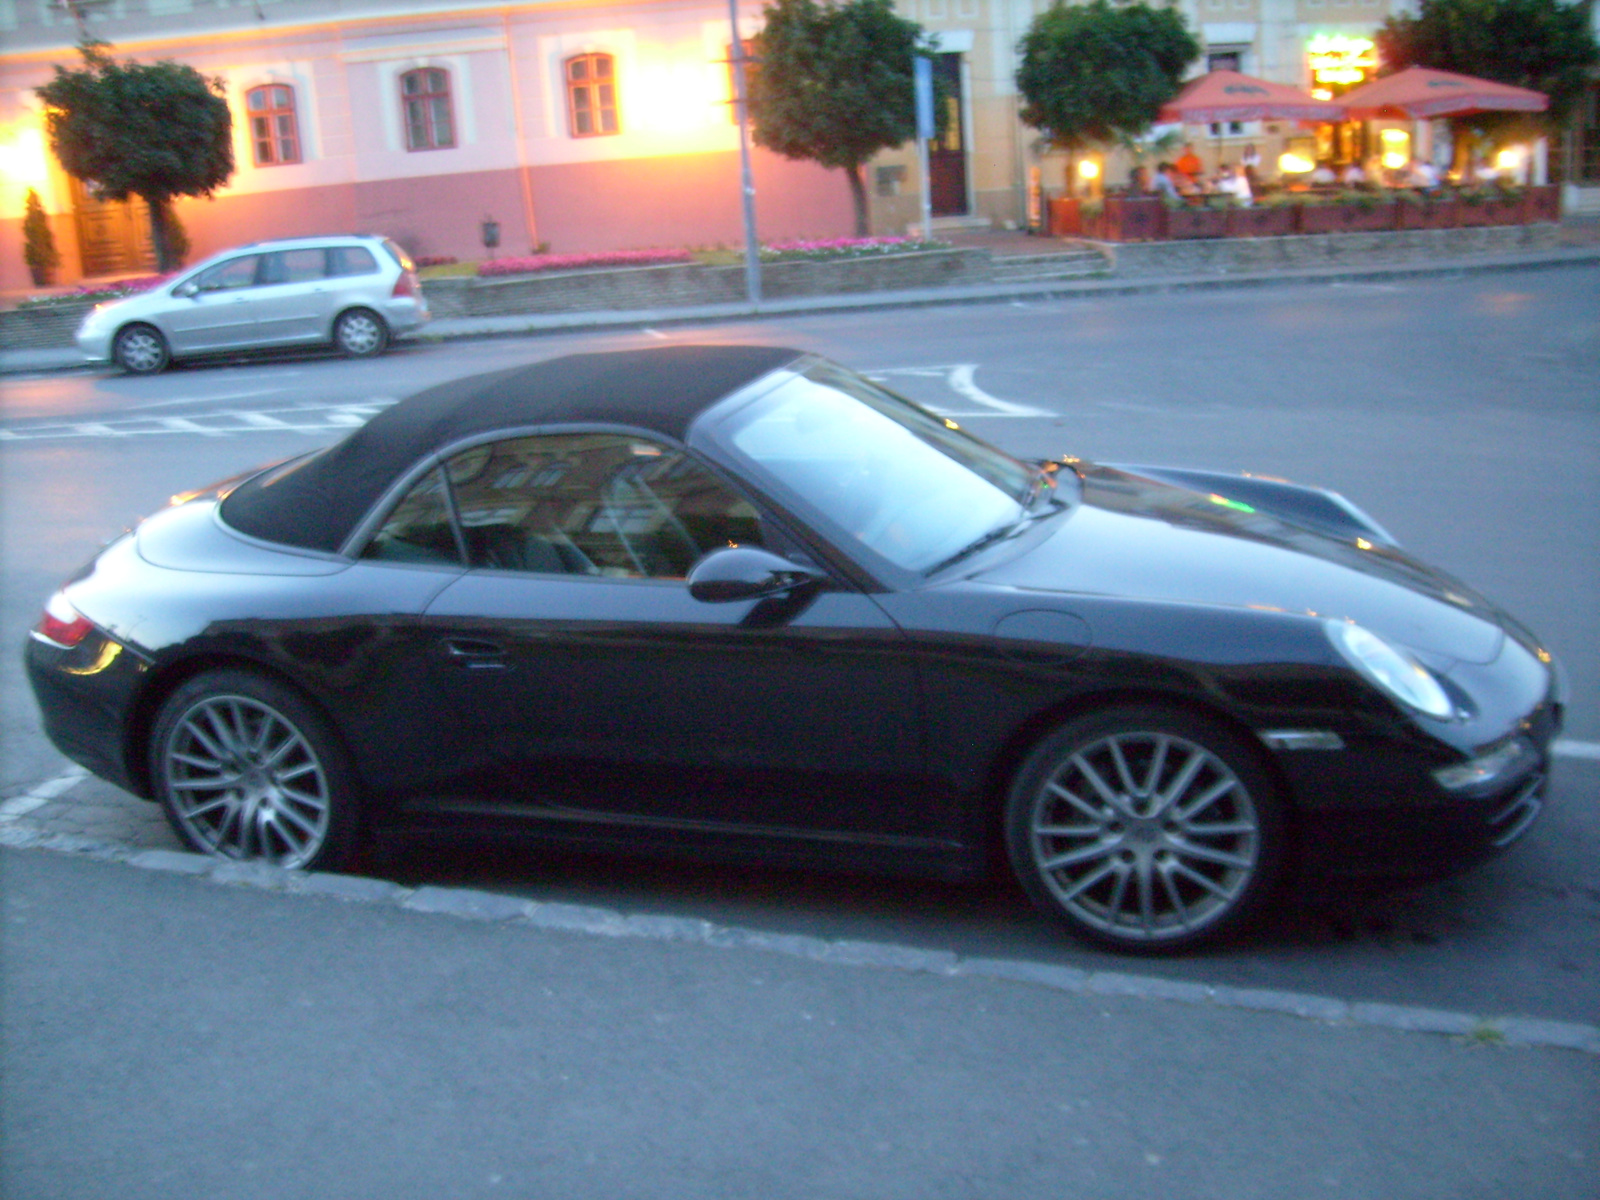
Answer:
150;670;363;871
113;323;170;374
333;308;388;358
1005;707;1284;953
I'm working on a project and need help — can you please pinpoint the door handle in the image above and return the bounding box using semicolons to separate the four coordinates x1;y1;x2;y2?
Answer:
443;637;508;668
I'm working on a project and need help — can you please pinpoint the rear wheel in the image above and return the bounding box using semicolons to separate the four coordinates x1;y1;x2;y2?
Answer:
1005;707;1283;953
113;323;170;374
333;308;388;358
150;670;362;870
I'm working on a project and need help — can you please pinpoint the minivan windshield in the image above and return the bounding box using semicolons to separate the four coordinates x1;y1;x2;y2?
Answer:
718;362;1039;573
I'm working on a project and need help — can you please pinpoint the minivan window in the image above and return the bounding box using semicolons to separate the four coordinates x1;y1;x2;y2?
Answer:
327;246;379;276
195;256;263;291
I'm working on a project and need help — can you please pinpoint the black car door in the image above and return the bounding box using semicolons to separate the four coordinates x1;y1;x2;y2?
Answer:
413;431;942;844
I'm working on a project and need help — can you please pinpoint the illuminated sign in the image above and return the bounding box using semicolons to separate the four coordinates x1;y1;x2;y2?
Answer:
1307;34;1377;87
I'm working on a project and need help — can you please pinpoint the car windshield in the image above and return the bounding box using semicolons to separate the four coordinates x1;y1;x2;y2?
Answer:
718;362;1038;573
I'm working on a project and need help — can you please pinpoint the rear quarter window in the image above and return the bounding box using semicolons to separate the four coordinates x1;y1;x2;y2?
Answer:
327;245;379;276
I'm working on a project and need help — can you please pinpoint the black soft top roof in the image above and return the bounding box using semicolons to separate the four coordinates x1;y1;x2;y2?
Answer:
220;344;802;553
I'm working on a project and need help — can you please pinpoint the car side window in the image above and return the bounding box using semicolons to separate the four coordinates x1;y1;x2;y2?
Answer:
445;433;765;579
194;255;263;292
259;248;327;285
361;468;463;566
327;246;379;277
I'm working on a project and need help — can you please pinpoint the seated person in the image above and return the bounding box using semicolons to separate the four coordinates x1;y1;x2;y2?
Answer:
1215;163;1252;205
1309;160;1338;185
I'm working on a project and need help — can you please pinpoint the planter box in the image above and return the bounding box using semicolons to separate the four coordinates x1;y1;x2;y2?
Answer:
1525;185;1560;222
1224;205;1296;238
1100;196;1166;241
1165;203;1228;239
1454;194;1523;227
1396;197;1460;230
1296;201;1398;234
1048;197;1081;237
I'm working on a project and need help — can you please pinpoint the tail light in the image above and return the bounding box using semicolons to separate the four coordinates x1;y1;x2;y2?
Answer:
392;272;419;298
34;591;94;648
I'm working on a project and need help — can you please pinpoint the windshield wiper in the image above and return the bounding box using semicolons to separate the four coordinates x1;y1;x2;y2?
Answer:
924;518;1031;576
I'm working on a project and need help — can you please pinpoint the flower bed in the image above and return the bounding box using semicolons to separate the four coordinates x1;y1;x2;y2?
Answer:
759;236;947;262
18;274;168;308
477;248;694;276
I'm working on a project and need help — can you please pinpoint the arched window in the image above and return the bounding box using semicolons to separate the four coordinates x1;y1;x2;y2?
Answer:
401;68;455;151
246;83;300;166
566;53;618;137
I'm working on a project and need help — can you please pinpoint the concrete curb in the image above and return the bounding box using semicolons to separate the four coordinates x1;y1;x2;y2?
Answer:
4;816;1596;1056
4;244;1597;377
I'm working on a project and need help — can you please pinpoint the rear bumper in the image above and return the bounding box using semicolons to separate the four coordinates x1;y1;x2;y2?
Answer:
24;631;151;798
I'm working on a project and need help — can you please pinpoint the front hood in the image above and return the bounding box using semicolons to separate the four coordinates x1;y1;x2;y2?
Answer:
976;467;1507;664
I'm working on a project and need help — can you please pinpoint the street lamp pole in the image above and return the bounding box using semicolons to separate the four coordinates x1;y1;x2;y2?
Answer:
728;0;762;308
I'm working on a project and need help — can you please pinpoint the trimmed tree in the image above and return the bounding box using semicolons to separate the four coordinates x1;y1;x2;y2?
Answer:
1376;0;1599;128
749;0;934;236
23;189;61;286
1017;0;1200;188
37;41;232;272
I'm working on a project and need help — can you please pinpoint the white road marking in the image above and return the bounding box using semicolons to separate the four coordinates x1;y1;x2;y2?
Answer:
869;364;1051;418
0;399;398;443
0;766;88;820
1554;740;1600;761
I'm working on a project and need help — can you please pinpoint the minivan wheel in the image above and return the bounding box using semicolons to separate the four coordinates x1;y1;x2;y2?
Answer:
113;324;170;374
333;308;388;358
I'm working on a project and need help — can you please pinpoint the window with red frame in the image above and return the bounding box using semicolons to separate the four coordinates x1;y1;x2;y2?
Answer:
246;84;301;165
401;68;455;150
566;53;618;137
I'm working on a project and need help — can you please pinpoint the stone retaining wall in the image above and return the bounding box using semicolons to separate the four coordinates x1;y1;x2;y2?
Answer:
2;302;94;351
1099;223;1562;276
425;248;994;318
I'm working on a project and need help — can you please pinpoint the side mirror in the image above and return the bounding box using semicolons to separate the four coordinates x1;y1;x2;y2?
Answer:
174;281;199;299
687;545;823;603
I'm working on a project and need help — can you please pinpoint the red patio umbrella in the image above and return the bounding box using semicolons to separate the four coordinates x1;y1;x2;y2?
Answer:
1158;70;1346;124
1337;66;1547;120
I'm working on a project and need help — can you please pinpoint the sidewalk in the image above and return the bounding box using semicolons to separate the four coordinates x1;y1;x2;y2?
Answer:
5;222;1598;376
2;843;1595;1200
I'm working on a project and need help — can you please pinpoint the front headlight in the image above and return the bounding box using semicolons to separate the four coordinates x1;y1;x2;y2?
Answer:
1325;619;1454;720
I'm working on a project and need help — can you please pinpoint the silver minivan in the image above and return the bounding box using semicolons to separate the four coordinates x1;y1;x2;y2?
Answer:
76;234;430;374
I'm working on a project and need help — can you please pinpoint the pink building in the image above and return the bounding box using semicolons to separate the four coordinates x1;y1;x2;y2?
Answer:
0;0;854;289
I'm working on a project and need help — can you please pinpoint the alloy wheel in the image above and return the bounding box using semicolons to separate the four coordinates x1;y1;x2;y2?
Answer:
1020;727;1264;946
162;693;333;868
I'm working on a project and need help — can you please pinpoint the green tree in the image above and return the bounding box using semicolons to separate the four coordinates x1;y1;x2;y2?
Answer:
749;0;934;235
1016;0;1199;184
1376;0;1598;126
36;41;232;272
22;189;62;286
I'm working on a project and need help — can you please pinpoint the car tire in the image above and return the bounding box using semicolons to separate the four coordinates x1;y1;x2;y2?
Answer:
113;323;170;375
150;669;363;871
1005;707;1284;953
333;308;389;358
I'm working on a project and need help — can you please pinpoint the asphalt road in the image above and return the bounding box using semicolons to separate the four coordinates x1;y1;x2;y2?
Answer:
3;265;1597;1030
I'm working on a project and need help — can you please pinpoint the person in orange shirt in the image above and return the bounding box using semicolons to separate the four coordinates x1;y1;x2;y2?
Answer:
1175;143;1203;184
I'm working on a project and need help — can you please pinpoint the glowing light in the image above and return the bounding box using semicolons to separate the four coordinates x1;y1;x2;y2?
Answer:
1207;494;1256;514
0;125;51;198
1380;129;1409;146
632;60;722;140
1077;160;1100;180
1382;152;1408;170
1307;34;1377;88
1279;153;1315;174
1355;538;1374;551
1495;147;1523;171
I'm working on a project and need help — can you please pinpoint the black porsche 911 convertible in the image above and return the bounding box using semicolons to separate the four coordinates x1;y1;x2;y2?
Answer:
25;345;1563;952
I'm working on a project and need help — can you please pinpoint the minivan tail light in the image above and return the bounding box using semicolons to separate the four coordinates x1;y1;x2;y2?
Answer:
35;592;94;648
392;272;418;298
